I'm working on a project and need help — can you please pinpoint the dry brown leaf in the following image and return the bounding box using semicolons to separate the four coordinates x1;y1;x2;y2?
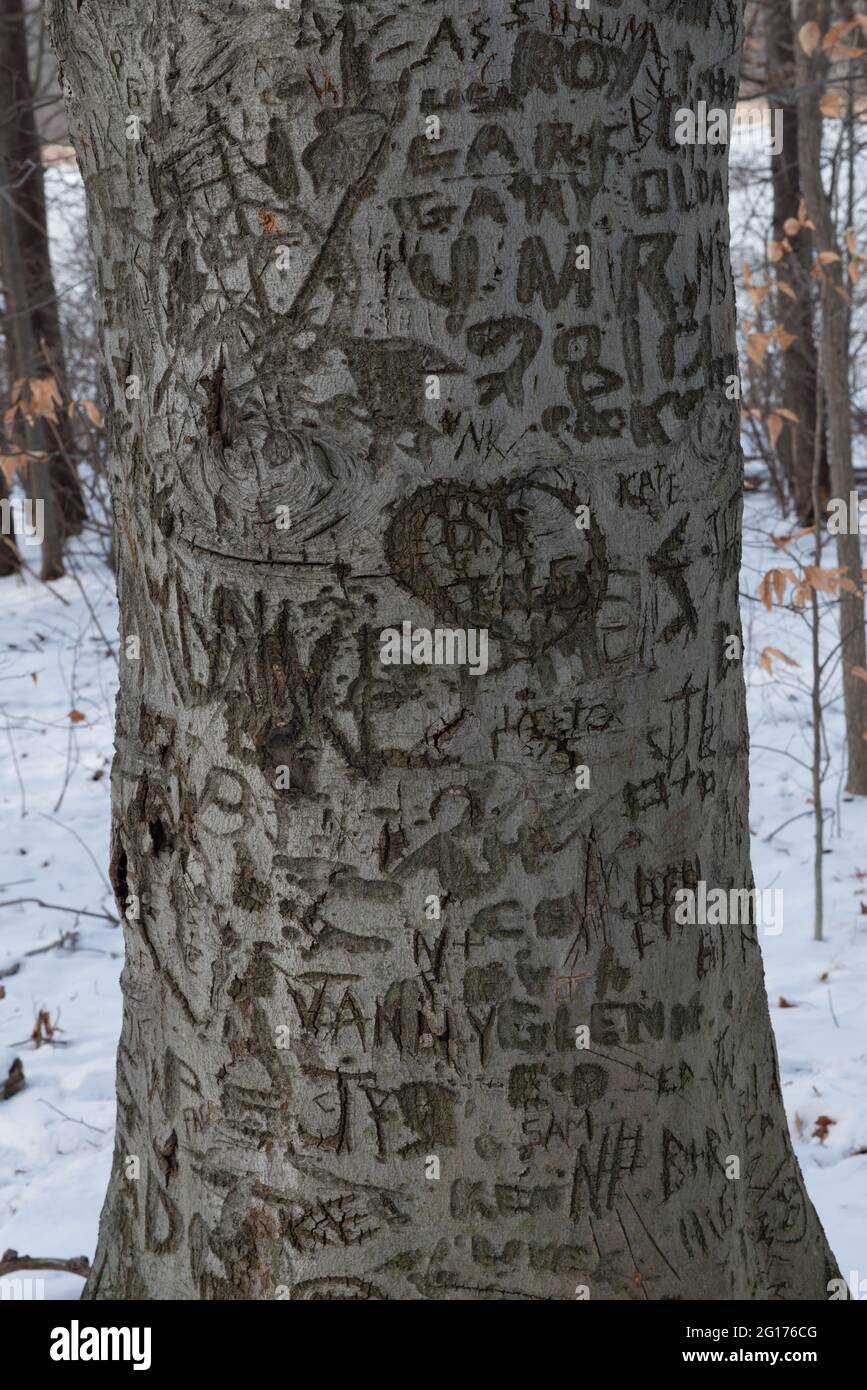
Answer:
768;240;786;263
30;1009;59;1048
798;19;822;54
778;996;799;1007
772;528;812;547
783;216;802;237
78;399;103;427
68;709;86;724
851;665;867;684
27;377;62;422
1;1058;25;1101
768;413;784;449
804;564;838;592
759;569;791;608
0;454;19;487
823;19;858;47
759;572;774;610
257;210;279;234
776;407;800;422
763;646;800;668
820;89;846;119
817;249;842;265
775;327;797;351
747;331;773;366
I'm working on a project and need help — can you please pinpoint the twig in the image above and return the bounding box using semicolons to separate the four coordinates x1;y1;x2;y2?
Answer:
827;989;840;1030
24;931;77;955
65;568;118;665
763;808;828;842
39;812;112;894
37;1098;107;1133
0;897;118;925
0;705;27;817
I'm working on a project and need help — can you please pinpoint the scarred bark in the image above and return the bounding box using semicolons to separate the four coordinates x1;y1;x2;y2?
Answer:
51;0;838;1300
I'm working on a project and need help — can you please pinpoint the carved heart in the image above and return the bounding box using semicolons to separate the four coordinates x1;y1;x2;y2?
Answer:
383;471;610;660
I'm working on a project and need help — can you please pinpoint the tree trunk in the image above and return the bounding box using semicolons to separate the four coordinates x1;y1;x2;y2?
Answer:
51;0;839;1300
796;0;867;795
0;297;20;575
0;470;21;577
767;0;828;525
0;0;86;540
0;154;63;580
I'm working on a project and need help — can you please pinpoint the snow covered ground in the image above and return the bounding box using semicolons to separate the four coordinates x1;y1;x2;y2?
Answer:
0;546;120;1299
0;497;864;1299
742;500;867;1288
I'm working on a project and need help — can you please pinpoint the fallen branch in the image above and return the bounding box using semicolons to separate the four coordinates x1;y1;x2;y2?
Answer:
0;1249;89;1278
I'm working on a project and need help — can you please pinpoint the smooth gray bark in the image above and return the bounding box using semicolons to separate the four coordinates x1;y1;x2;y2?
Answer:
51;0;838;1300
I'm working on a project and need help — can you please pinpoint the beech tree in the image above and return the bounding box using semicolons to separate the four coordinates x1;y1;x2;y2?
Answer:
51;0;839;1300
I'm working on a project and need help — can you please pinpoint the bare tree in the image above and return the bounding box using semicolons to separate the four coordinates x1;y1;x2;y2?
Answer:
51;0;838;1300
0;0;85;542
796;0;867;794
766;0;828;522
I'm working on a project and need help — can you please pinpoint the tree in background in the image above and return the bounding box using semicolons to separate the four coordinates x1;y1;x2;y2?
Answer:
796;0;867;794
0;0;85;549
766;0;828;523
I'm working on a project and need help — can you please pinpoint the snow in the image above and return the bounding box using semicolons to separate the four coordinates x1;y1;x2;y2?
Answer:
0;553;120;1299
743;499;867;1283
0;498;864;1299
